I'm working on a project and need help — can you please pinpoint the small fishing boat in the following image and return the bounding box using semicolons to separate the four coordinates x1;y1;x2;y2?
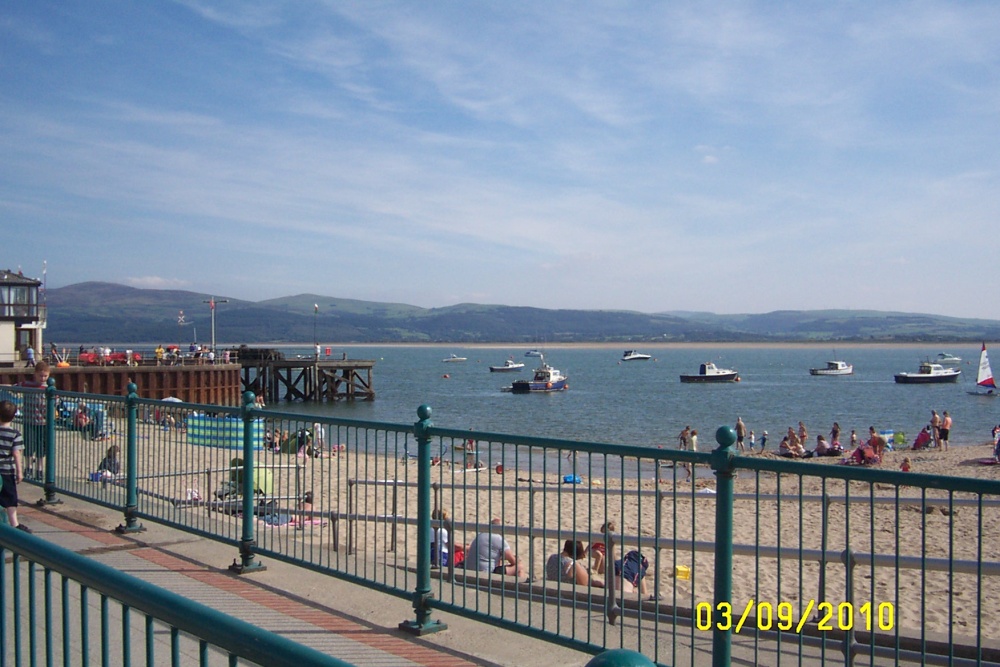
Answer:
621;350;652;361
524;349;543;357
489;359;525;372
809;360;854;376
509;355;568;393
680;362;740;383
442;354;467;362
894;361;961;384
936;353;962;365
968;343;997;396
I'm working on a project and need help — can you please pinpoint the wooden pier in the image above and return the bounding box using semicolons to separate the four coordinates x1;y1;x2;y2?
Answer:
0;364;243;406
239;358;376;403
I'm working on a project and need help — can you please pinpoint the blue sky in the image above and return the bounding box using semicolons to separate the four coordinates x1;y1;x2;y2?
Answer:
3;2;999;318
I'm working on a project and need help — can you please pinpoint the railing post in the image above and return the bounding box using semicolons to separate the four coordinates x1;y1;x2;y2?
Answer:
710;425;737;667
399;404;447;636
230;391;265;573
842;548;857;666
39;377;61;505
116;383;144;533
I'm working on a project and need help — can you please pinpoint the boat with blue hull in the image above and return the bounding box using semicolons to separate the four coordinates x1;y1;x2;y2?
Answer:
509;356;568;393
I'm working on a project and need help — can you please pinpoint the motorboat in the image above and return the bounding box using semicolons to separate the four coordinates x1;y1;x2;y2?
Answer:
936;353;962;365
968;343;997;396
894;362;961;384
809;360;854;376
680;362;740;383
524;349;543;357
442;354;467;362
489;359;525;372
509;356;568;393
621;350;652;361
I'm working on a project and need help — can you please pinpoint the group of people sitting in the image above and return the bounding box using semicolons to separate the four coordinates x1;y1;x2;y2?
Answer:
430;517;656;599
778;430;845;459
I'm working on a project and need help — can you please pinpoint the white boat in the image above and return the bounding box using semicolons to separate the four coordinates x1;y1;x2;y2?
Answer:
894;361;961;384
936;353;962;365
442;354;467;362
489;359;525;372
524;349;543;357
809;360;853;376
621;350;652;361
680;362;740;383
968;343;997;396
509;355;568;393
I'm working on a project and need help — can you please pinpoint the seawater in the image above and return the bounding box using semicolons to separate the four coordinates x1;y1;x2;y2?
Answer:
274;345;998;450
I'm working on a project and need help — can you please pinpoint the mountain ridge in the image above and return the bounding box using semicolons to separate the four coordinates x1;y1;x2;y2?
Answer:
43;282;1000;344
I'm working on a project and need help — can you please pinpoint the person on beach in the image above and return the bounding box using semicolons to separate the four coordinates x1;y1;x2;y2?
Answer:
786;427;803;454
748;430;756;452
430;508;451;567
155;344;165;365
849;429;858;448
464;518;525;577
24;345;35;367
868;426;888;460
758;431;768;453
14;361;50;480
814;434;836;457
97;444;120;479
735;417;747;453
912;426;932;450
901;457;911;472
614;550;655;600
992;425;1000;462
930;410;942;448
546;540;604;588
0;400;30;532
677;426;691;451
798;421;809;445
689;429;698;452
939;411;952;451
830;422;841;446
590;521;614;575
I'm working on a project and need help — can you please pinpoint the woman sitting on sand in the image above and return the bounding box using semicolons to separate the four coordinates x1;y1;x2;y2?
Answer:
814;435;841;457
97;444;120;480
546;540;604;588
779;436;805;458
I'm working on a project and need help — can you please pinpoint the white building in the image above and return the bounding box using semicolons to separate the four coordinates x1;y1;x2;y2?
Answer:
0;269;45;366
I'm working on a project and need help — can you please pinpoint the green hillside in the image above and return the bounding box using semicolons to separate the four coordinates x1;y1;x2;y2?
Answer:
43;282;1000;344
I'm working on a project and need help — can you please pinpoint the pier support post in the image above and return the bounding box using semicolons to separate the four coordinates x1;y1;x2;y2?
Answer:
399;404;447;636
230;391;265;574
37;377;61;506
116;383;145;533
710;425;737;667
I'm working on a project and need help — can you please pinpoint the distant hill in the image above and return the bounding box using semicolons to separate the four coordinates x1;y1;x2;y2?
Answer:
43;282;1000;344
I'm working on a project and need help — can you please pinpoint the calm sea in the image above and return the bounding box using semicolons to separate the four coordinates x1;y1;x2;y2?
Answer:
275;345;998;450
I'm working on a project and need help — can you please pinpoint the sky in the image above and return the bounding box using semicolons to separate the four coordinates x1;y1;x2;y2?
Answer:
3;2;1000;319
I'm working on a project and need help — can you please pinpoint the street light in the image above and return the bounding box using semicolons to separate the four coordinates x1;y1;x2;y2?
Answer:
203;297;229;354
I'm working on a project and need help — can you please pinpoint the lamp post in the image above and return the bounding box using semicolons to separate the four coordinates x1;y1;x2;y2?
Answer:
313;303;319;359
203;297;229;354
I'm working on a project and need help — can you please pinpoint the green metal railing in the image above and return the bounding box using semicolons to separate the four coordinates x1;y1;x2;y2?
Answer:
0;523;356;667
2;382;999;666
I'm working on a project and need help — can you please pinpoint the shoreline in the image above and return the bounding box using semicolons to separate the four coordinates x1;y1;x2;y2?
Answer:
62;341;998;351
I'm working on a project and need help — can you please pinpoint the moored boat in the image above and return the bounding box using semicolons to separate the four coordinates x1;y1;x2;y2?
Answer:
489;359;525;372
442;354;467;362
509;355;568;393
680;362;740;383
936;353;962;365
621;350;652;361
809;360;853;376
894;362;961;384
524;349;543;357
968;343;997;396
